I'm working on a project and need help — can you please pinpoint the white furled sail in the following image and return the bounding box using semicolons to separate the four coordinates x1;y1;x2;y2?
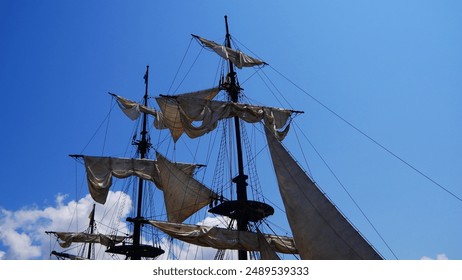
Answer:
49;232;126;248
156;95;293;142
148;220;297;255
192;35;266;69
155;153;219;223
264;126;383;260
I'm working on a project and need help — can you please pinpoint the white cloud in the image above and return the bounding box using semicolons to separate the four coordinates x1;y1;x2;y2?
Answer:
0;227;41;259
197;215;230;227
0;191;132;260
0;194;242;260
420;253;449;260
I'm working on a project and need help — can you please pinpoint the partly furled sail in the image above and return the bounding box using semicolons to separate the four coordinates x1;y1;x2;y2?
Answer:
114;88;220;136
155;88;220;141
50;232;126;248
114;90;292;142
264;126;382;260
84;156;163;204
148;220;297;255
83;156;195;204
83;155;214;222
156;95;292;142
192;35;266;69
155;153;218;223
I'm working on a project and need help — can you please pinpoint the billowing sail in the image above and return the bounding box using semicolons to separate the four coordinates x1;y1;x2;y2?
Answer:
48;232;126;248
192;35;266;69
148;220;297;255
264;126;383;260
156;95;293;142
155;153;219;223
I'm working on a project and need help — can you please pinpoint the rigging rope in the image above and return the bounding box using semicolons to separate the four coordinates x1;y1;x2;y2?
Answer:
172;46;204;94
79;100;117;155
101;96;113;156
259;220;300;260
269;65;462;204
293;122;398;259
241;120;264;202
168;38;194;94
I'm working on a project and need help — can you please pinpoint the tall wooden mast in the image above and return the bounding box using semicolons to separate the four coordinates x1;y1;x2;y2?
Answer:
223;16;249;260
208;15;274;260
131;65;151;259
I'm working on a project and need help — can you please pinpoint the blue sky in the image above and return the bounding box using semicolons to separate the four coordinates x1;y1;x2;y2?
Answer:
0;1;461;260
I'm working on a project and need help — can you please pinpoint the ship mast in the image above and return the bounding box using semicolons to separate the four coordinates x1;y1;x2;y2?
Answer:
131;65;151;259
86;204;96;259
207;15;274;260
106;65;164;259
225;16;249;260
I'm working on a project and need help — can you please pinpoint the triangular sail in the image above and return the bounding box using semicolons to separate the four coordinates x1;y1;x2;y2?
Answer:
264;126;383;260
148;220;297;255
155;153;219;223
192;35;266;69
